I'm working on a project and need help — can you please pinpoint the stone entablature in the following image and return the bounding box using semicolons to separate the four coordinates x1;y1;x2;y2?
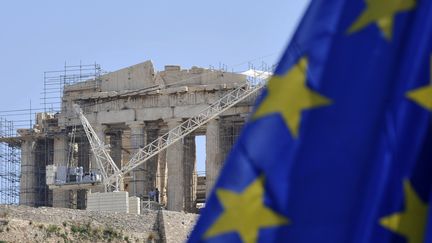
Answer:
59;61;253;128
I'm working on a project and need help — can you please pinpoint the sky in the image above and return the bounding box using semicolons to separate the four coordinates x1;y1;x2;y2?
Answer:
0;0;310;172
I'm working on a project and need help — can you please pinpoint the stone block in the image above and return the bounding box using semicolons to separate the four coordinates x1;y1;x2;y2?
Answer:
87;191;129;213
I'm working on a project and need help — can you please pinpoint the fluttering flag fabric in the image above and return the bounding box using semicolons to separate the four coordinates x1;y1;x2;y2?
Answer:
188;0;432;242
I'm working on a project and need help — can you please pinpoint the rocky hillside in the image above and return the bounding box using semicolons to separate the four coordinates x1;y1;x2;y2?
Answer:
0;205;198;243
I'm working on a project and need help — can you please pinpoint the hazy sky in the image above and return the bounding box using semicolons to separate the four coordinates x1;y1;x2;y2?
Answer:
0;0;310;171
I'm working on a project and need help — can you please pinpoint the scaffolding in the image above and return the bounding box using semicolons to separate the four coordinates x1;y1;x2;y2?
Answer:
0;63;103;206
42;63;103;112
0;118;20;204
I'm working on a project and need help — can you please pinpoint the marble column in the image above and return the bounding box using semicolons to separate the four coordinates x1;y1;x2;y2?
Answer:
20;139;36;206
52;135;69;208
144;128;159;198
109;131;123;170
156;148;167;205
77;139;90;209
219;117;244;166
166;118;184;211
127;121;145;197
121;130;131;192
205;118;222;198
183;135;196;212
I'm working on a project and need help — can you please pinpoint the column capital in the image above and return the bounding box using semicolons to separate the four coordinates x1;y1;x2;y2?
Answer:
126;121;145;129
166;118;183;129
94;124;108;132
207;117;220;126
211;116;220;121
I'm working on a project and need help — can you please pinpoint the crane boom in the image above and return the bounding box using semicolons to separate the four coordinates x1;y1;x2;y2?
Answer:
73;70;269;192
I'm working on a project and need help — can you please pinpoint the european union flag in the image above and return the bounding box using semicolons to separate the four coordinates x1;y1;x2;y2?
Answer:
189;0;432;242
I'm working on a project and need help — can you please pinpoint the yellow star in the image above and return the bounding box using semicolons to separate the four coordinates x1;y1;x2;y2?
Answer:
406;85;432;110
406;55;432;110
204;176;289;243
380;180;429;243
348;0;416;40
253;57;331;138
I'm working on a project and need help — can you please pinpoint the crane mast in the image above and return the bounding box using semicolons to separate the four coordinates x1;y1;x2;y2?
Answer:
73;104;122;191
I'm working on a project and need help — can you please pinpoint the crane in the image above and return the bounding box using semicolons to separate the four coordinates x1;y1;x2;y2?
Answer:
70;69;269;192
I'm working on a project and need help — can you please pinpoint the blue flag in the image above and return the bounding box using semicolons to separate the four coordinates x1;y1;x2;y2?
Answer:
189;0;432;242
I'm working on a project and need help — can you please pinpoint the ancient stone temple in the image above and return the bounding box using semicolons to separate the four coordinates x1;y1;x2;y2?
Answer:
13;60;257;212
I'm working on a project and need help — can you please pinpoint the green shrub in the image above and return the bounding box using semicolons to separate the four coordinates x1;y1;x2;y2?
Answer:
47;225;60;233
102;227;122;240
124;236;130;243
71;223;91;238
